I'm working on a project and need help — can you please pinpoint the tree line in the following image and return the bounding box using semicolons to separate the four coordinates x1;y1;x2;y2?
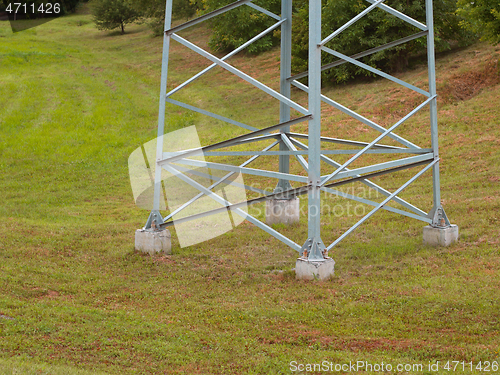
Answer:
91;0;498;82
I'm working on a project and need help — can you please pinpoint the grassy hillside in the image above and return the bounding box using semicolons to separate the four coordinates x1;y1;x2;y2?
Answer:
1;5;500;374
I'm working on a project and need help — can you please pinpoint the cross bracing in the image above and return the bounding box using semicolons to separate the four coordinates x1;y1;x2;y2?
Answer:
145;0;453;259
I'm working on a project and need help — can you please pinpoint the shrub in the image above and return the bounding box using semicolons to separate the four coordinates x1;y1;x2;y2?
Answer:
92;0;141;34
291;0;475;83
457;0;500;44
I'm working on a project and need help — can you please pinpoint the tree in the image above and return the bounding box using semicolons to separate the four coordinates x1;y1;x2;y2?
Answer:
92;0;140;34
457;0;500;44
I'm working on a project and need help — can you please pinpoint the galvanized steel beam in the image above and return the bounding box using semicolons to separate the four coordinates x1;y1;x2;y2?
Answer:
288;132;403;150
364;0;427;31
326;158;438;250
289;31;428;82
320;0;386;47
321;46;431;97
165;0;253;35
290;80;421;149
166;98;257;132
171;33;310;115
426;0;446;226
158;115;310;165
166;19;285;99
246;2;280;20
203;148;433;156
169;158;309;183
152;0;174;213
276;0;293;195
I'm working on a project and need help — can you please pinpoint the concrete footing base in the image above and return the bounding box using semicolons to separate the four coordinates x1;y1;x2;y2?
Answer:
265;198;300;225
135;229;172;255
423;225;459;247
295;258;335;281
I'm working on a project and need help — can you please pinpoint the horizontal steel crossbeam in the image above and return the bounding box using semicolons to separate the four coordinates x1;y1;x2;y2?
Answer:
203;148;432;156
288;137;429;217
158;115;310;164
288;132;402;149
160;160;433;234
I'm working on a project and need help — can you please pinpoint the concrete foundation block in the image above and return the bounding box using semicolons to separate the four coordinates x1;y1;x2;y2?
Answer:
295;258;335;281
423;224;459;247
135;229;172;255
265;198;300;225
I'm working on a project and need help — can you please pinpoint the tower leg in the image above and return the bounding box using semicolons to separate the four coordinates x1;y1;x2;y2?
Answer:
137;0;173;254
296;0;334;280
267;0;300;225
424;0;458;246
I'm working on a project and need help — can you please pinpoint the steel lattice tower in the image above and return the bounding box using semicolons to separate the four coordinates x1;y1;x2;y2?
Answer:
139;0;458;276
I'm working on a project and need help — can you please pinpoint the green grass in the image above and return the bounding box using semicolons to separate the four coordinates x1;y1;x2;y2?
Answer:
1;5;500;374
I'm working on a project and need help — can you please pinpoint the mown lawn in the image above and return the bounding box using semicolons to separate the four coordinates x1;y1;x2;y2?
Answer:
0;5;499;374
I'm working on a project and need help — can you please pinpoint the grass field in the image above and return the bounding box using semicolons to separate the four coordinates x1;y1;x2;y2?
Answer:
1;4;500;374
